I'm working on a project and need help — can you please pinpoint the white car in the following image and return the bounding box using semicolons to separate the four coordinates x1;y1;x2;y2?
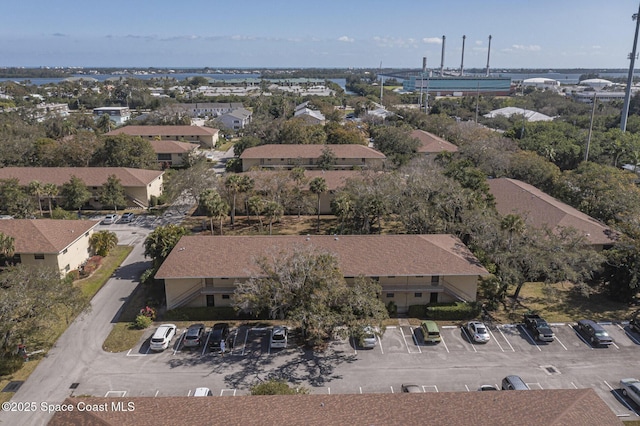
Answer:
270;326;288;349
621;378;640;406
102;214;118;224
205;152;216;162
149;324;177;351
360;326;378;349
466;321;490;343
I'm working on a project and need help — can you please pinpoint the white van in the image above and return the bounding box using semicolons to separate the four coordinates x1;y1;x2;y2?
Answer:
194;387;212;397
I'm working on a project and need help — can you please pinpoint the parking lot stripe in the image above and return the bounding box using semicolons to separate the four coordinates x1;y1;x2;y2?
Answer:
399;327;420;353
460;327;478;352
154;390;159;397
619;324;640;345
611;341;620;350
612;388;640;416
241;329;249;356
570;382;577;389
390;386;394;394
105;391;127;397
440;335;450;353
173;332;185;355
125;349;146;357
410;329;422;353
464;385;470;392
604;381;614;391
495;326;515;352
377;335;384;355
350;337;358;355
327;387;331;394
359;387;362;394
554;334;568;351
487;329;505;352
518;325;541;352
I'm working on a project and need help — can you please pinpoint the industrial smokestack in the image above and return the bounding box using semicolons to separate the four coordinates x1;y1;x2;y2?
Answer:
422;56;427;73
440;35;446;77
485;35;492;77
460;35;466;77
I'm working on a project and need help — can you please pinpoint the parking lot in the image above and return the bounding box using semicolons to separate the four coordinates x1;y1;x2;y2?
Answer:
71;320;640;420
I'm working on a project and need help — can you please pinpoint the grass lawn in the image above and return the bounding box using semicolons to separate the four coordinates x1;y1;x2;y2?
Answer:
215;140;234;152
489;281;636;324
0;246;133;405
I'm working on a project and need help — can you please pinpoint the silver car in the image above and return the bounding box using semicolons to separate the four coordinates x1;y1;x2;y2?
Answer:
466;321;490;343
360;326;377;349
621;378;640;406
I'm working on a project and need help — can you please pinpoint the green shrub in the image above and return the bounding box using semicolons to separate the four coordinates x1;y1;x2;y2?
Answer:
149;195;158;207
164;306;243;321
140;268;157;286
134;314;153;329
67;270;80;281
0;353;24;376
386;301;397;316
407;304;426;318
51;207;75;220
156;194;168;205
425;302;480;321
250;379;308;395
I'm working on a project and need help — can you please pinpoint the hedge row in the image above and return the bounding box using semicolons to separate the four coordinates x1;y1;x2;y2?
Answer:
163;306;269;321
408;302;481;321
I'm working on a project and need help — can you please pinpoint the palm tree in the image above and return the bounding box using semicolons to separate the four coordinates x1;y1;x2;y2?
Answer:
224;174;243;226
199;189;229;235
238;175;254;221
89;231;118;257
247;195;265;232
43;183;59;217
28;180;44;217
0;232;15;260
263;201;284;235
309;177;327;233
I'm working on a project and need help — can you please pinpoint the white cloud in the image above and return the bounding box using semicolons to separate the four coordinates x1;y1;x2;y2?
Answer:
511;44;541;52
592;45;601;49
475;40;483;46
374;36;419;48
422;37;442;45
338;36;354;43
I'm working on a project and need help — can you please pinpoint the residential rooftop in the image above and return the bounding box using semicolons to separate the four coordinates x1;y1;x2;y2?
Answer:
0;219;98;253
0;167;163;187
239;144;386;160
410;129;459;154
155;234;488;279
106;125;219;137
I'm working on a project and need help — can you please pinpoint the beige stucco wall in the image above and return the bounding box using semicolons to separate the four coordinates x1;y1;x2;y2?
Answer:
243;157;381;172
164;274;480;312
17;228;94;276
123;174;163;207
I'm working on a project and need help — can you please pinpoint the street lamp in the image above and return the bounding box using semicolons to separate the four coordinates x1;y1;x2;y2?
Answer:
620;3;640;132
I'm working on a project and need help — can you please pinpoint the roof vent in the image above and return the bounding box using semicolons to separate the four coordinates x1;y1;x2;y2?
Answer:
334;237;339;241
306;237;310;241
178;247;185;251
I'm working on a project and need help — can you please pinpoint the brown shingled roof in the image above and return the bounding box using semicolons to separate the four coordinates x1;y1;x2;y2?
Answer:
49;389;621;426
0;167;163;187
155;234;488;279
0;219;98;253
488;178;617;246
149;140;199;154
239;144;386;159
411;129;459;154
107;125;219;137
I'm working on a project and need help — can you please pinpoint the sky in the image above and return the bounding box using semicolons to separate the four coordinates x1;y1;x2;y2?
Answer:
3;0;640;69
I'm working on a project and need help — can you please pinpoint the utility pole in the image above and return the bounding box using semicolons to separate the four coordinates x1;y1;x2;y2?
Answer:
621;3;640;132
485;35;492;77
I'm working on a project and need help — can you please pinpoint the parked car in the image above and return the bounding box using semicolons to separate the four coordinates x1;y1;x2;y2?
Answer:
629;311;640;334
358;326;378;349
205;152;216;162
270;326;288;349
183;323;205;348
121;212;135;223
478;385;498;391
621;378;640;406
102;214;118;225
523;313;555;342
576;319;613;347
401;384;422;393
194;387;212;397
466;321;490;343
209;323;229;348
501;375;529;391
420;320;441;343
149;324;177;351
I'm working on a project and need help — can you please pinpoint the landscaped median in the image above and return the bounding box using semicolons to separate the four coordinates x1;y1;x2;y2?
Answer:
0;245;133;405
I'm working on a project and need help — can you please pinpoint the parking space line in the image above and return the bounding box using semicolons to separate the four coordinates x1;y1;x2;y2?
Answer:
554;334;568;351
604;380;614;391
126;349;147;357
327;387;331;394
201;331;211;356
487;329;505;352
187;390;192;396
377;335;384;355
464;385;470;392
220;389;237;396
460;327;477;352
569;324;594;350
614;389;639;416
422;385;438;393
618;324;640;345
173;332;185;355
241;329;249;356
440;335;450;353
154;390;159;397
409;329;422;354
399;327;419;354
390;386;394;394
350;337;358;355
570;382;577;389
268;330;272;356
359;387;362;394
527;383;542;390
611;341;620;350
105;391;127;397
518;325;541;351
495;327;515;352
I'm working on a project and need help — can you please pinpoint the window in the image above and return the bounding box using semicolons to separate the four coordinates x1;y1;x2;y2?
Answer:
386;293;394;298
34;254;45;260
388;276;396;279
65;264;70;271
414;293;422;298
222;295;230;300
62;248;68;254
158;153;171;161
431;276;440;284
